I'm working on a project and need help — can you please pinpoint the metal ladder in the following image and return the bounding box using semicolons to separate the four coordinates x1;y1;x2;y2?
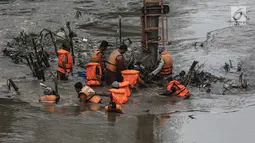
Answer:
142;0;169;51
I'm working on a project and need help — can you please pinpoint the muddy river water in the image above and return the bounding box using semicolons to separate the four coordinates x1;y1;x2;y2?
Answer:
1;0;255;143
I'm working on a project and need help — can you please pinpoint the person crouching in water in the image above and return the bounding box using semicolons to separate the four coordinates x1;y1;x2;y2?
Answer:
39;87;60;104
149;45;173;80
74;82;123;113
105;81;128;113
160;76;190;99
74;82;103;103
105;102;123;114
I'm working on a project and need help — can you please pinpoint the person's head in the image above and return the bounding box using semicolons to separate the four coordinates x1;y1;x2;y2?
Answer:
167;76;174;82
109;101;117;109
44;87;54;95
62;42;69;51
118;43;128;54
99;40;109;51
180;70;186;76
79;93;87;102
111;81;120;88
74;82;83;93
60;27;65;32
158;45;165;54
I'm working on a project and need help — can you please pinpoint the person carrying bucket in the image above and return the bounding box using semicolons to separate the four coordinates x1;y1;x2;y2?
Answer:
109;81;130;104
105;81;129;113
148;45;173;80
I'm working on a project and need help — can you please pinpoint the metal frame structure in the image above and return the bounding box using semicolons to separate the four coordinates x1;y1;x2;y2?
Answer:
142;0;169;51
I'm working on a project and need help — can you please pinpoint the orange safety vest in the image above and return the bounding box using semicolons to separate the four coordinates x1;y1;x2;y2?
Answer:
40;95;57;103
167;80;189;97
91;49;105;69
160;50;173;75
86;63;102;86
105;104;122;113
119;81;131;97
109;88;127;104
57;49;73;73
106;50;122;72
79;86;102;103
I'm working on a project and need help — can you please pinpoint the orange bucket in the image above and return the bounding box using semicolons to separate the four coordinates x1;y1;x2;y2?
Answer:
109;88;127;104
119;81;131;97
121;70;139;86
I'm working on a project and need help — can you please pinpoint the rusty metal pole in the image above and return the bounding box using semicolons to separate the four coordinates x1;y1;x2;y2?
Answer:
119;15;122;44
148;10;159;66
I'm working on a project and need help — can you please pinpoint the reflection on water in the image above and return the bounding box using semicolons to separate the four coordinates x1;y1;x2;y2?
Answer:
74;103;104;115
0;105;15;139
136;114;156;143
135;111;191;143
106;112;121;126
41;102;105;116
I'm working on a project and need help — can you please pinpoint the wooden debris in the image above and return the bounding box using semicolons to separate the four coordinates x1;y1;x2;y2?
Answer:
184;61;199;86
3;28;68;81
7;79;19;92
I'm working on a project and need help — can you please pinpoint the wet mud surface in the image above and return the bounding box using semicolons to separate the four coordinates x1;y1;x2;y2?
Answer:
0;0;255;142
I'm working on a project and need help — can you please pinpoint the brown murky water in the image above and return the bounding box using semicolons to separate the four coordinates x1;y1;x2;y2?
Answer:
1;0;255;142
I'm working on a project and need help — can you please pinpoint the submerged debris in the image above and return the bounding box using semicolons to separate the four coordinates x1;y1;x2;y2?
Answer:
2;22;86;81
188;115;196;119
3;30;56;81
2;24;249;96
6;78;20;95
181;61;225;87
171;61;248;95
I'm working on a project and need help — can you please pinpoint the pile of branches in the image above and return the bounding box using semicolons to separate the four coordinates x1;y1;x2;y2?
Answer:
181;61;225;87
173;61;227;93
2;21;80;81
174;61;248;94
3;30;57;61
2;29;63;81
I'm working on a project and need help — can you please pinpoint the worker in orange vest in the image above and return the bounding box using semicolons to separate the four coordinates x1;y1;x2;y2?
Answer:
74;82;110;103
105;81;127;113
74;82;125;113
105;44;128;85
160;76;190;99
57;43;73;80
39;87;60;104
149;45;173;80
105;101;123;113
91;40;109;70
